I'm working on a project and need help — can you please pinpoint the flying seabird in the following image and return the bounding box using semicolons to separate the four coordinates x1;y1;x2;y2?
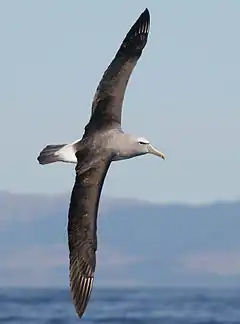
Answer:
37;8;166;319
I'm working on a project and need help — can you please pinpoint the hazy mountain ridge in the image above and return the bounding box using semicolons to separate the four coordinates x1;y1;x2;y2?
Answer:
1;192;240;287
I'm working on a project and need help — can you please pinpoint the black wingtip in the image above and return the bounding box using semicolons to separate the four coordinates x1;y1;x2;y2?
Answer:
137;8;150;31
116;8;150;58
142;8;150;20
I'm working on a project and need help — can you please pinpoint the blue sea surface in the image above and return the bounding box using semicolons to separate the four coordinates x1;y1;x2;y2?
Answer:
0;287;239;324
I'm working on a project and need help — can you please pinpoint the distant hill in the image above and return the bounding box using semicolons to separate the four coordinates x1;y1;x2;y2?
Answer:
1;191;240;287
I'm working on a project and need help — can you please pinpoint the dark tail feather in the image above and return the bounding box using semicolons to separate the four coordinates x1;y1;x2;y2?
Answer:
117;8;150;58
37;144;66;165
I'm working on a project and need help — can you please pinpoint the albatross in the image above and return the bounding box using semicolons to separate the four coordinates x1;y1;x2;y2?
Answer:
37;8;165;318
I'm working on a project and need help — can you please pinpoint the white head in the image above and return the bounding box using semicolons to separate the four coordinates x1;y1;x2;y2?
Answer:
113;134;166;161
135;136;166;159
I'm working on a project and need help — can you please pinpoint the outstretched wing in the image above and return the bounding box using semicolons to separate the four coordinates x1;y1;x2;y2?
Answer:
84;8;150;135
68;149;112;318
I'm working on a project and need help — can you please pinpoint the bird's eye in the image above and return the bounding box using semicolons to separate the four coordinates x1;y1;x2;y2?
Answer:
139;141;146;145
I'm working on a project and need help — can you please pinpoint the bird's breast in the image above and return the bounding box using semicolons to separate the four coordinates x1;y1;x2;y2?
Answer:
112;151;136;161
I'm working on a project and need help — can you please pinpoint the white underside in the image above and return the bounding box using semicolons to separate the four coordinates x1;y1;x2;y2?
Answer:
57;147;128;163
56;141;78;163
55;139;131;164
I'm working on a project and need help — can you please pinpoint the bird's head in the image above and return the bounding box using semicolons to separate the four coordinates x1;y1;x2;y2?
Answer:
113;133;166;161
135;136;166;160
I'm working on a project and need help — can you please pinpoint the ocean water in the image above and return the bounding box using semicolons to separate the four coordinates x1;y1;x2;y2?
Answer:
0;287;240;324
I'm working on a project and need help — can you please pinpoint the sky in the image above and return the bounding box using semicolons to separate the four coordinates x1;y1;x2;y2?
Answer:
1;0;240;204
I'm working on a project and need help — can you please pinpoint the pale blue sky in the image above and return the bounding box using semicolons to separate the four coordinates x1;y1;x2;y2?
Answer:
1;0;240;203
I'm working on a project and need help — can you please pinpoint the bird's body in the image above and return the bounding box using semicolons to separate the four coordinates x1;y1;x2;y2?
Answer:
37;131;153;164
37;8;166;319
